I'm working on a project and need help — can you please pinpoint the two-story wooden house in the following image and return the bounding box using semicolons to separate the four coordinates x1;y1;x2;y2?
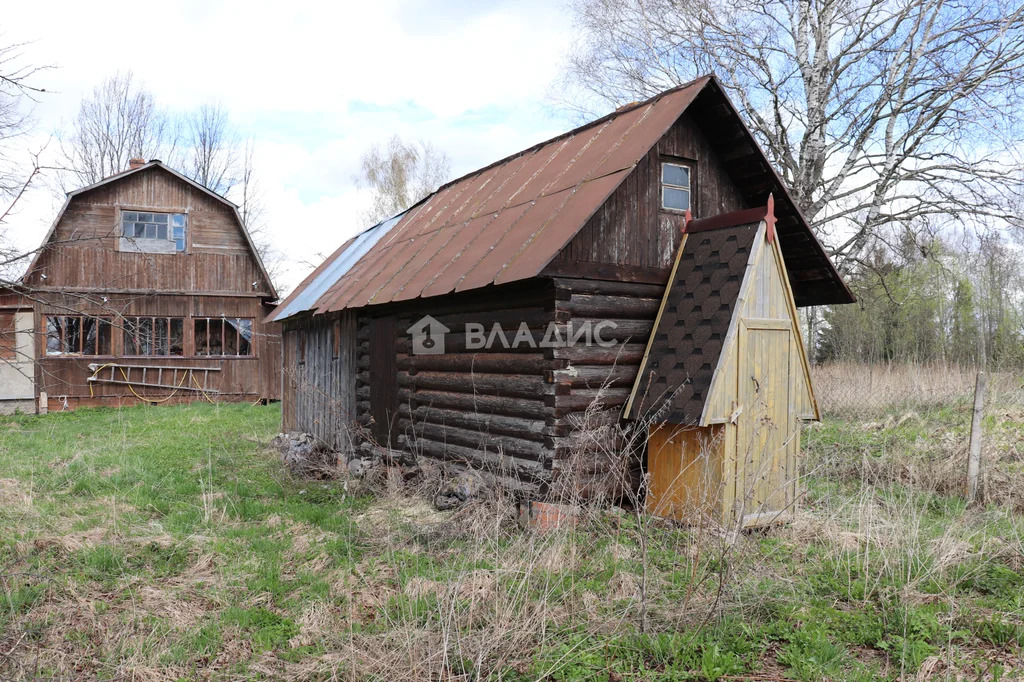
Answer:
0;159;281;413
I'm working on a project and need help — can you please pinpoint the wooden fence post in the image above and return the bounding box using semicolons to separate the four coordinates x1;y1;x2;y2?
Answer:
966;371;987;504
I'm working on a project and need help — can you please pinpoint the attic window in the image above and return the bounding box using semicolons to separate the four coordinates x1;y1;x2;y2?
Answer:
661;162;691;212
121;211;187;252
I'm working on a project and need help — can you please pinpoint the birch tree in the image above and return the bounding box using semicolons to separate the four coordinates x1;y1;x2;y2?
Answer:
58;71;178;188
184;102;238;195
356;135;452;225
560;0;1024;267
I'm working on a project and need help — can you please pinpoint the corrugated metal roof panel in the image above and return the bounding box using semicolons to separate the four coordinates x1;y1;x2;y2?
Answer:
268;73;853;321
303;83;705;314
268;212;404;321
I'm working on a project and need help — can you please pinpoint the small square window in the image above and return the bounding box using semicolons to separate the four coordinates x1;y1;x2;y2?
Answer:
661;161;692;212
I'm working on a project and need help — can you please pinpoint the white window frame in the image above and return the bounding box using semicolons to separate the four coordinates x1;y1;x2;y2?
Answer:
120;209;188;252
661;161;692;213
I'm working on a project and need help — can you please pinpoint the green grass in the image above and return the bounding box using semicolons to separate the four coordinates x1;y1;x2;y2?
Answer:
0;402;1022;680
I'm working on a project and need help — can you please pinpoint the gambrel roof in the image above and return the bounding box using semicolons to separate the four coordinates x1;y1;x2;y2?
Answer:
271;75;852;322
23;160;277;300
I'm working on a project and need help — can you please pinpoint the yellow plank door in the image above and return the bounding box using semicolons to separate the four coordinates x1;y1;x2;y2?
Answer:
735;319;793;526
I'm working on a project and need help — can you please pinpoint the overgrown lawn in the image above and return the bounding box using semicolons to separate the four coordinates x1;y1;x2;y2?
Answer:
0;402;1021;680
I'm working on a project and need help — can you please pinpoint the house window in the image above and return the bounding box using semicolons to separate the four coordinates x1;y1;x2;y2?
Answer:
121;211;187;252
661;162;691;212
194;318;253;356
123;317;184;356
0;312;16;360
45;316;112;356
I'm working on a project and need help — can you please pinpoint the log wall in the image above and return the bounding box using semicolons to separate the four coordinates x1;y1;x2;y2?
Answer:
272;278;661;498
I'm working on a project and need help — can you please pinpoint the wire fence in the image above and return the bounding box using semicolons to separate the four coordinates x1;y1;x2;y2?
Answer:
811;362;1024;418
807;362;1024;511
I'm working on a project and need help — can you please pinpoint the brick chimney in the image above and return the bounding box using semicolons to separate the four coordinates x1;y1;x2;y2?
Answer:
128;157;147;170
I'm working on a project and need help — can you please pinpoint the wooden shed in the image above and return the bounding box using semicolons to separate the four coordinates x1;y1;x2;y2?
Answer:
268;75;852;508
0;160;281;412
623;198;818;526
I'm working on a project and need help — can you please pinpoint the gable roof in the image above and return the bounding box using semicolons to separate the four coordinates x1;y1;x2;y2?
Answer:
270;75;851;322
22;161;277;300
624;214;762;424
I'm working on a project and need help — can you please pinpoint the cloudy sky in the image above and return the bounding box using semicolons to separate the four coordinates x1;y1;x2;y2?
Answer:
3;0;582;294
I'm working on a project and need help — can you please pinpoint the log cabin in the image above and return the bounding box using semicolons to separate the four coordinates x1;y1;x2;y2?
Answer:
267;75;853;525
0;159;281;413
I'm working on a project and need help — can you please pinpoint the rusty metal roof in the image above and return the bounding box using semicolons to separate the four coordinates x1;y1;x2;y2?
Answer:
271;75;851;322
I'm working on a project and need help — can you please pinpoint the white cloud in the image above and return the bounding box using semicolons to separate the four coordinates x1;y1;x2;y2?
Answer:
2;0;578;294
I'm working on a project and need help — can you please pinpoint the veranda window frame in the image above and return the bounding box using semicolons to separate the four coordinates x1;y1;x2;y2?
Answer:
193;317;255;357
121;316;185;357
44;315;113;357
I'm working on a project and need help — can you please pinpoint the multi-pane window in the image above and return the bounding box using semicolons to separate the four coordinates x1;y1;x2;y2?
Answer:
45;316;112;356
661;162;691;212
121;211;187;252
123;317;184;356
194;318;253;356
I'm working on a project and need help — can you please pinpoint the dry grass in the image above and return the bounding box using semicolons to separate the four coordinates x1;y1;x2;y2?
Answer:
813;362;1024;416
0;391;1022;680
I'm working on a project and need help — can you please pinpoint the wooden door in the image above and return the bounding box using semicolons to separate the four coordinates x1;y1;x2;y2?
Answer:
368;316;398;445
735;318;793;525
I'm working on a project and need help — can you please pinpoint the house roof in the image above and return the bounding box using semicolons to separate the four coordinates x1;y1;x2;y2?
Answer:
22;161;278;300
270;75;851;322
624;215;761;424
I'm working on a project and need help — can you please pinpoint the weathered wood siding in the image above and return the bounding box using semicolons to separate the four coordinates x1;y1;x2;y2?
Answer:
547;111;748;278
24;167;267;293
30;292;280;409
281;312;357;450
